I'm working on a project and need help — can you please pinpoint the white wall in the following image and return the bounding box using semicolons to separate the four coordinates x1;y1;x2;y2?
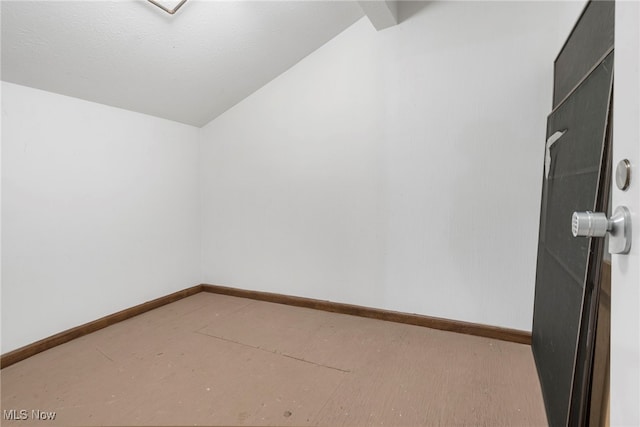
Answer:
1;82;201;353
200;1;585;331
1;2;586;353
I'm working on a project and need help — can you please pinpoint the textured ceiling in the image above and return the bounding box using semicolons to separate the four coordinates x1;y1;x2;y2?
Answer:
1;1;364;127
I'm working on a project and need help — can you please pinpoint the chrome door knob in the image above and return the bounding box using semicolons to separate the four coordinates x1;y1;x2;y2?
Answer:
571;206;632;254
572;211;609;237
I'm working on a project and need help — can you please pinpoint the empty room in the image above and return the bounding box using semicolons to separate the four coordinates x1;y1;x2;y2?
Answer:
1;0;638;426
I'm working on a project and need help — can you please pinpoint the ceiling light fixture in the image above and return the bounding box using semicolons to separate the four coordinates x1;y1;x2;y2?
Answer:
147;0;188;15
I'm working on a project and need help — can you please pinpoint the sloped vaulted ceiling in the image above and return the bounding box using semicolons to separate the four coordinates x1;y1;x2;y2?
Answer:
1;1;364;127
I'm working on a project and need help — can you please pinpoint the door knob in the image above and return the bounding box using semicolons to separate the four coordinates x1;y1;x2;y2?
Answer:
572;206;632;254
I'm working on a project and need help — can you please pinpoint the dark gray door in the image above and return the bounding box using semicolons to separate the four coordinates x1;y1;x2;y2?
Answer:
532;2;614;426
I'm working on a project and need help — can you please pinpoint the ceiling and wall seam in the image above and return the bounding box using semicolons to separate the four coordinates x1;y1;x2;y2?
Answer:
1;1;365;127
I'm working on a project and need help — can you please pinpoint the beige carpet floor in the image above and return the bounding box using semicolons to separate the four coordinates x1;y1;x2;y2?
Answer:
1;292;547;426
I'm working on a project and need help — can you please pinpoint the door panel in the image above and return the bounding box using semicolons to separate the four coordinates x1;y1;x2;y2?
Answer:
554;0;614;107
532;51;613;427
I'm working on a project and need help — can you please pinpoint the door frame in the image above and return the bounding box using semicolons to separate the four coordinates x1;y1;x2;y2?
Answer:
611;1;640;425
